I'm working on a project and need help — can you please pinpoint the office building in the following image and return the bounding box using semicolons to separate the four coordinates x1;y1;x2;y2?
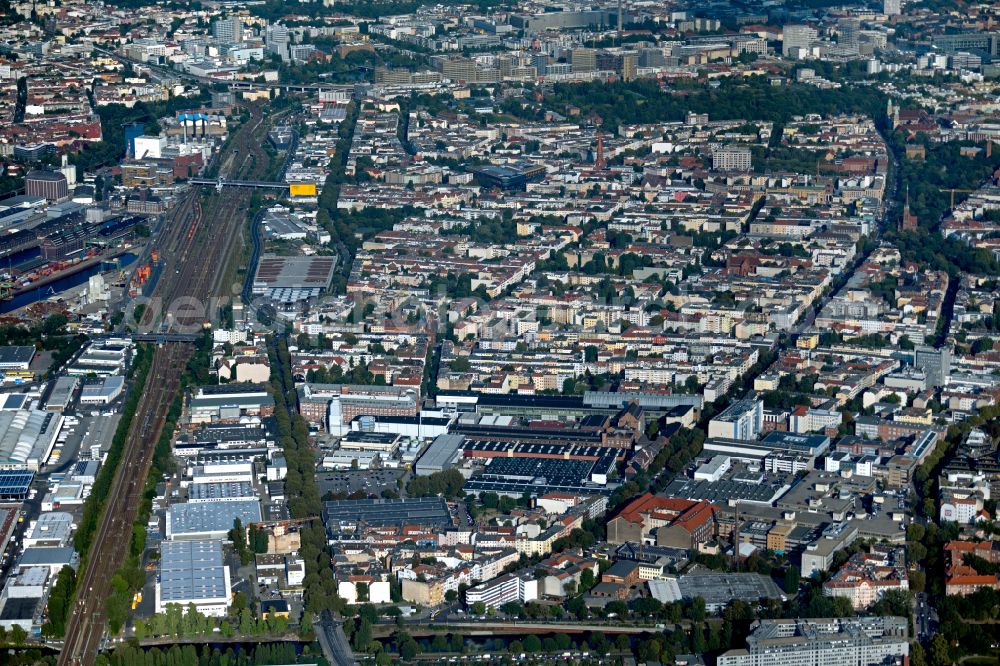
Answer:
465;572;538;609
823;546;908;609
933;32;1000;58
298;383;419;435
883;0;901;15
783;25;818;56
717;617;909;666
265;23;290;58
708;398;763;441
914;345;950;388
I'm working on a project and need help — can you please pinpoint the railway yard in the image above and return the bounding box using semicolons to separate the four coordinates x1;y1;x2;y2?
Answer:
57;103;277;666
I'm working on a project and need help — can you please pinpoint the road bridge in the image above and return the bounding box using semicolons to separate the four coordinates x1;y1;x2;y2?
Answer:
189;178;289;190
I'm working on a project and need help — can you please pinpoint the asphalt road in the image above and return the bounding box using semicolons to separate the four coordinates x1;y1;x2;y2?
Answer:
915;591;937;641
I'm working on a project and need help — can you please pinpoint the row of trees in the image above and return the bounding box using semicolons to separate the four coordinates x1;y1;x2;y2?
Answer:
268;337;345;620
132;604;291;641
98;642;319;666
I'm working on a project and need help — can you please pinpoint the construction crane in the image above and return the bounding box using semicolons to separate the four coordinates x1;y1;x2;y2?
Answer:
251;516;319;530
946;188;976;210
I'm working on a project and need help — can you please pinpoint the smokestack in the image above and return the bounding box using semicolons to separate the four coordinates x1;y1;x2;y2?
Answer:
617;0;623;37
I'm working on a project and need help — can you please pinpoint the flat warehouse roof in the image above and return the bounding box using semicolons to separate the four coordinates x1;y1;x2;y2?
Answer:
322;497;452;527
677;572;785;606
479;456;595;485
166;500;262;537
0;346;34;366
159;540;229;602
188;481;256;501
254;254;337;289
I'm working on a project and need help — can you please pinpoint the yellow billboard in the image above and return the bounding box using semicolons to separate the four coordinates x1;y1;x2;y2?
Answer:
289;183;318;197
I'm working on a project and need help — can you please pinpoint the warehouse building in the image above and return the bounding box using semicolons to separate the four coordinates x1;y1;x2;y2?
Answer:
65;338;132;377
79;376;125;405
0;471;33;500
187;481;257;503
188;384;274;423
252;254;337;303
45;377;78;411
174;419;276;457
0;347;34;371
155;540;232;617
464;453;617;498
415;434;466;475
23;512;73;548
322;497;452;534
165;500;262;540
0;410;62;471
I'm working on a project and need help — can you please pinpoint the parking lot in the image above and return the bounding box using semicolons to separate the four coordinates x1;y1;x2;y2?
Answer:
316;469;404;499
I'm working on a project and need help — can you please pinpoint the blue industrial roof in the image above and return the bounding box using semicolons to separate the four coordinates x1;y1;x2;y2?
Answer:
0;470;33;498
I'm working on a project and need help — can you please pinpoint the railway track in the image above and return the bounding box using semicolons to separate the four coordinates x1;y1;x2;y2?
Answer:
59;344;190;665
57;103;276;666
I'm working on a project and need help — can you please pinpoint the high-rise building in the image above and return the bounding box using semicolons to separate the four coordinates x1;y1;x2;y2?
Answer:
265;23;290;59
838;17;862;52
712;145;753;172
621;53;638;81
571;48;596;72
883;0;901;15
211;17;242;45
783;24;818;56
915;345;951;388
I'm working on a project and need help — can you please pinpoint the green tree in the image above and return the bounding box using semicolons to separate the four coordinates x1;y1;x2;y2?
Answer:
784;565;800;594
928;633;950;666
399;639;420;660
